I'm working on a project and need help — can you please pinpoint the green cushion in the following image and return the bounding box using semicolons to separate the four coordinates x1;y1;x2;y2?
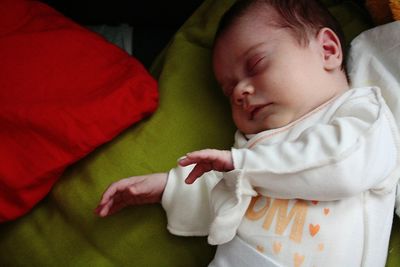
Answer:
0;0;380;266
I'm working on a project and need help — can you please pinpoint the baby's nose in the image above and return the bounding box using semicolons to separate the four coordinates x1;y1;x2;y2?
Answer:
233;82;254;106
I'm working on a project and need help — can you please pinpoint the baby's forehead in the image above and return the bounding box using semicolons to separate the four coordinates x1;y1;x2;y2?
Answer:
227;4;295;38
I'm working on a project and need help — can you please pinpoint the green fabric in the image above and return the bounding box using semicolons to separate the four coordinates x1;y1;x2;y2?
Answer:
1;0;392;266
388;219;400;266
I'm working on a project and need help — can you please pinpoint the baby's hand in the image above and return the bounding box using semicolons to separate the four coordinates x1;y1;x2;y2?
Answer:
179;149;234;184
95;173;167;217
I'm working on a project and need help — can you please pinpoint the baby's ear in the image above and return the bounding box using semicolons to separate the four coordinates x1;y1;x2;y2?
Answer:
317;27;343;71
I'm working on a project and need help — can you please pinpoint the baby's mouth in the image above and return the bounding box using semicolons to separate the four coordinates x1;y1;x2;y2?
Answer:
250;104;270;120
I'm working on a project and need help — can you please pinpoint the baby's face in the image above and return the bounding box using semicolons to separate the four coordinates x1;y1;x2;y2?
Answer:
213;6;341;134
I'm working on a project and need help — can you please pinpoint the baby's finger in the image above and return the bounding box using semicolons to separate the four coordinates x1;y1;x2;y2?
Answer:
99;179;130;205
179;150;215;166
106;198;128;216
94;206;100;216
97;199;114;217
178;156;197;167
185;164;209;184
184;173;198;184
98;186;118;206
188;149;221;161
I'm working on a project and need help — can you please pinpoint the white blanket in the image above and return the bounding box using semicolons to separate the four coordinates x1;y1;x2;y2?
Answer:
347;21;400;216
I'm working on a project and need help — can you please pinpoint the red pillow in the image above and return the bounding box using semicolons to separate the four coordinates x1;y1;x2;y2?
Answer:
0;0;158;221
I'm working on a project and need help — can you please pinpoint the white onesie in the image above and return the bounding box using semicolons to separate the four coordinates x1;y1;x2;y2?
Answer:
162;87;400;267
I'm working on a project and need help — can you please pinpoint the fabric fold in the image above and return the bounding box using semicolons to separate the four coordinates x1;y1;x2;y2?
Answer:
208;170;257;245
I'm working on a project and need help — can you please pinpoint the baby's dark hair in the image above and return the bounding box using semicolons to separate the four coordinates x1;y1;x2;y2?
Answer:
215;0;347;70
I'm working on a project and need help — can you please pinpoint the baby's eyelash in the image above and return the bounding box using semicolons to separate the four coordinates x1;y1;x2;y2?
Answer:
249;57;266;72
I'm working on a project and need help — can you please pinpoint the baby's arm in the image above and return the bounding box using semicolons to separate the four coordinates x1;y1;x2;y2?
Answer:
95;167;220;236
181;89;400;202
179;149;234;184
95;173;167;217
228;90;400;201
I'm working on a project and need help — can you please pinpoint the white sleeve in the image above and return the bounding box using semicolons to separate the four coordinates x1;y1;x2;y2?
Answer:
161;165;221;237
232;91;400;201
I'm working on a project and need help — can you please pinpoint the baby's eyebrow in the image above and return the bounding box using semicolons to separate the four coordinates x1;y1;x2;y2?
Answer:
241;42;266;60
241;38;280;61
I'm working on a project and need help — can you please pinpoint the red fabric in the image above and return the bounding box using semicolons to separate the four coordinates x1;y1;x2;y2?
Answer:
0;0;158;221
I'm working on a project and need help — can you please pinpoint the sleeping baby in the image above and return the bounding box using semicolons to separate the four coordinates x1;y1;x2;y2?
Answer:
96;0;400;266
